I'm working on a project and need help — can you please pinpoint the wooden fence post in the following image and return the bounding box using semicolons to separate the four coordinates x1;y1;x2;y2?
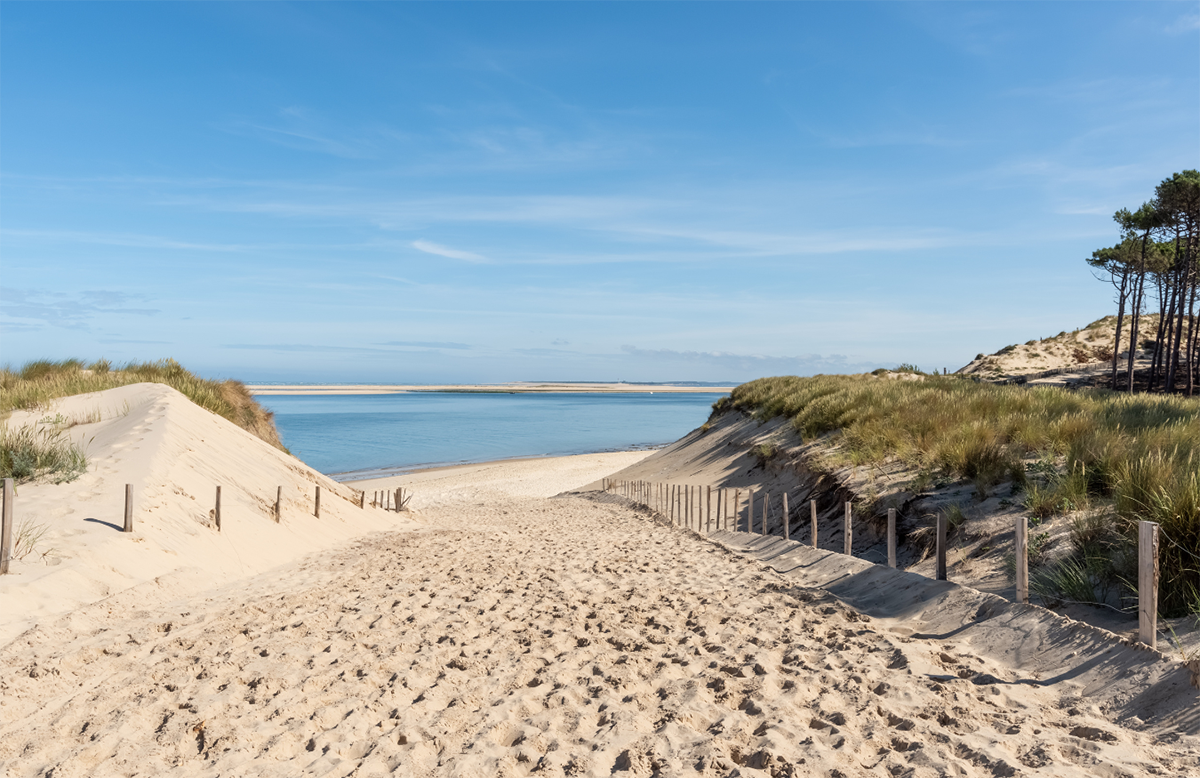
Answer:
935;513;948;580
844;501;852;555
1;479;13;574
810;499;818;548
747;490;754;534
315;486;321;518
395;488;401;512
124;484;134;533
733;489;740;532
762;493;769;535
275;486;282;523
707;485;712;533
359;490;365;509
1139;521;1159;649
1014;516;1028;604
215;486;222;531
887;508;896;568
783;492;790;541
717;489;724;531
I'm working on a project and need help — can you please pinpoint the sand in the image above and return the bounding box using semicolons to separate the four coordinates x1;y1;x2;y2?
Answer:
248;383;734;396
2;386;1197;776
0;383;418;647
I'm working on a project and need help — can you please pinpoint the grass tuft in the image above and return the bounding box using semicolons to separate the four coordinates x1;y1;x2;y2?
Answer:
721;374;1200;616
0;423;88;483
2;358;287;453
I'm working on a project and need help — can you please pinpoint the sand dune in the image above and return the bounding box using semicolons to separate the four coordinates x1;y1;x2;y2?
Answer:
0;383;417;646
2;386;1196;776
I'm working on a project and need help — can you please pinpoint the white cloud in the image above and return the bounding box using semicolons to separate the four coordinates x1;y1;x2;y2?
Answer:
1166;12;1200;34
411;240;489;263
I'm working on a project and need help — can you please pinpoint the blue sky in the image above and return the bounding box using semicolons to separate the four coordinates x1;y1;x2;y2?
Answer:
2;2;1197;383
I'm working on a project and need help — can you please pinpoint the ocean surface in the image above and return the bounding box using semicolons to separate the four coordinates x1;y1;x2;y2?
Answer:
257;392;727;479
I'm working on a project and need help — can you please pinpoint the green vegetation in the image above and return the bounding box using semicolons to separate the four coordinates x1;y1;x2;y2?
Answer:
2;358;289;482
0;421;88;483
751;442;779;467
718;374;1200;616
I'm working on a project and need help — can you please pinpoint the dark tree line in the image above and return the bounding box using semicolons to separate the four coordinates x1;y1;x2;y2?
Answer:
1088;170;1200;394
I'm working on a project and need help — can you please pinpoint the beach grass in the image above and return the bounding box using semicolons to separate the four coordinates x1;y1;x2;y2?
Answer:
0;421;88;483
718;374;1200;616
1;358;288;453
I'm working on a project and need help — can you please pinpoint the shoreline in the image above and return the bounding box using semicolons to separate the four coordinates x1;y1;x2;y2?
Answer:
332;444;664;484
248;382;734;395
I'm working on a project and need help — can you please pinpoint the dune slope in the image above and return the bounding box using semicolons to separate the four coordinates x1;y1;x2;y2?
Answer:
0;383;416;646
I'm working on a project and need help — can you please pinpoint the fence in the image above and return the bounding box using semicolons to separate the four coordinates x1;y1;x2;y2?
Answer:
0;478;411;574
601;477;1164;650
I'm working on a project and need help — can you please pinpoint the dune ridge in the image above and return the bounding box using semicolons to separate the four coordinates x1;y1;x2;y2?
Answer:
0;383;416;646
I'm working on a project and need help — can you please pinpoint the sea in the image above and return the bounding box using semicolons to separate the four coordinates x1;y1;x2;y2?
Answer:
256;391;728;480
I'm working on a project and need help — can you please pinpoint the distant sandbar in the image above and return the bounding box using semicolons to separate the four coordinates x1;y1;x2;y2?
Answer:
248;382;734;395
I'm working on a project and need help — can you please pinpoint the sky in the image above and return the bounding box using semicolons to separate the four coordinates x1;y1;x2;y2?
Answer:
2;2;1197;383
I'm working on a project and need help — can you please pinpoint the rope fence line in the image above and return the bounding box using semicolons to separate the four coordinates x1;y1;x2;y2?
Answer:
601;477;1166;651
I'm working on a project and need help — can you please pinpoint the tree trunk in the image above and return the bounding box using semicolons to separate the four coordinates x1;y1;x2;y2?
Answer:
1186;280;1198;395
1166;231;1187;392
1111;267;1129;389
1128;258;1146;391
1160;270;1179;391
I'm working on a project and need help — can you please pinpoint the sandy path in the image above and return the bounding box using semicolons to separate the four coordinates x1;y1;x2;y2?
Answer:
1;476;1193;776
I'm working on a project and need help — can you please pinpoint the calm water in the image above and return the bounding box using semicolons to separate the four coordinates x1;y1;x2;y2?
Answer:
258;392;726;479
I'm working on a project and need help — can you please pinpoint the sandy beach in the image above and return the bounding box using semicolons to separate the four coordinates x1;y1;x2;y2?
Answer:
247;383;734;396
1;385;1197;776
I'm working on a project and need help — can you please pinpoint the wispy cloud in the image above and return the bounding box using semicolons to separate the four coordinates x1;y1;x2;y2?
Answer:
2;228;253;253
1166;11;1200;34
411;240;489;263
98;338;174;345
514;347;582;357
222;343;411;354
0;288;159;329
379;340;472;350
619;345;882;376
215;107;380;159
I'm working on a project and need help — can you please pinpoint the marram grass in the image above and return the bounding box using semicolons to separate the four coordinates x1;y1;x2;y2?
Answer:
716;374;1200;617
2;358;289;483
